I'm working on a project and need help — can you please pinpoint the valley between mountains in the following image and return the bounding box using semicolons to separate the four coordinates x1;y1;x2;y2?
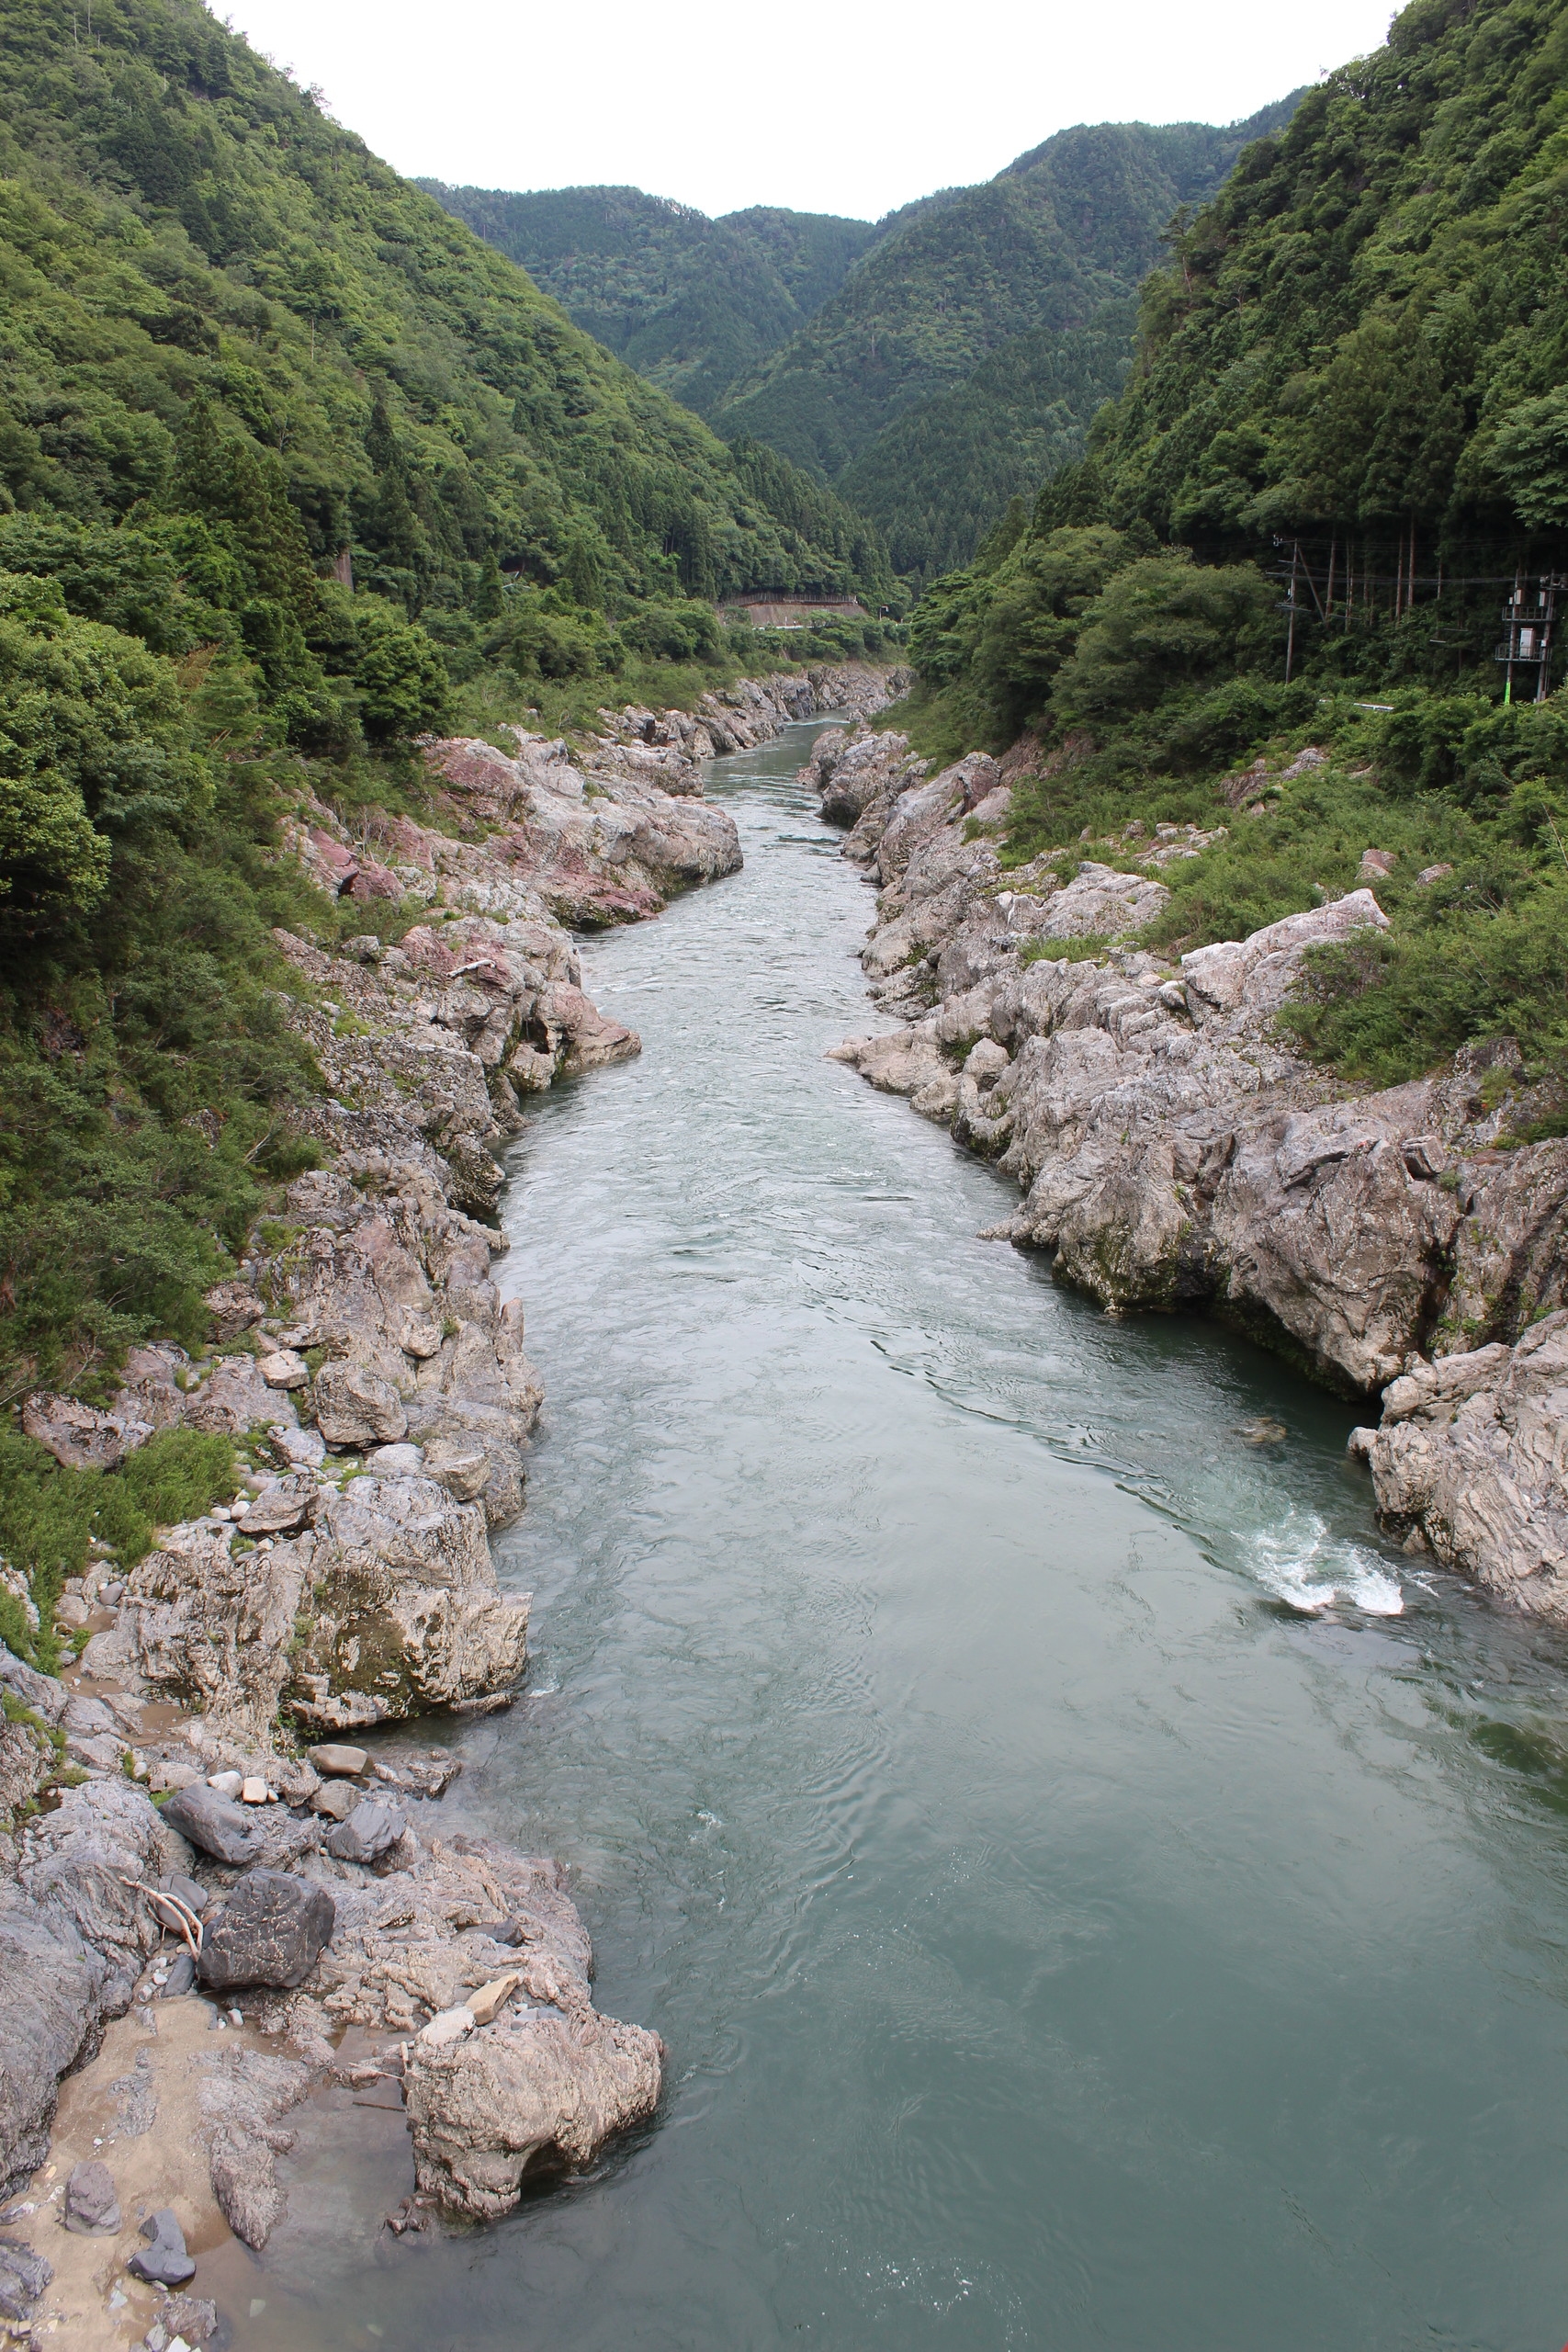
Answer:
6;0;1568;2343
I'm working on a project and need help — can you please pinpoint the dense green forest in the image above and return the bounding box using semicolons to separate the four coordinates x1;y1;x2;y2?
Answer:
711;105;1302;575
838;304;1137;577
905;0;1568;1098
0;0;895;1411
419;183;891;422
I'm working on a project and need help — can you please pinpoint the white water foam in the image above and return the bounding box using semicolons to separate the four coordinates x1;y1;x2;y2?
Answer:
1249;1510;1404;1615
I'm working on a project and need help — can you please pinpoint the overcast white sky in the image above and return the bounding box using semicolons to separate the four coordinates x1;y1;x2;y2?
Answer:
221;0;1400;221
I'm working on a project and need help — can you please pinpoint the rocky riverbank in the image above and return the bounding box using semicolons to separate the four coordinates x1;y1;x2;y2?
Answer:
810;724;1568;1623
0;665;906;2348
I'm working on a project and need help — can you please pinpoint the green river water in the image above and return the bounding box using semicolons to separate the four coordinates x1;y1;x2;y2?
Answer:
244;717;1568;2352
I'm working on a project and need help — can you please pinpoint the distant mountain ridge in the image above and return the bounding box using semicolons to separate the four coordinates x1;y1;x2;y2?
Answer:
712;101;1305;575
417;183;893;421
429;99;1303;579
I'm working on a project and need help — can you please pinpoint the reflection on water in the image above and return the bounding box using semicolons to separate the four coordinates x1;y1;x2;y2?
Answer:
243;719;1568;2352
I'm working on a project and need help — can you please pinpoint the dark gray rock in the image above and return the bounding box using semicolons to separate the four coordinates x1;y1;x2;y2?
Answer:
307;1742;367;1777
0;2240;51;2318
63;2157;120;2233
128;2207;195;2287
197;1870;335;1992
162;1785;267;1868
160;1951;196;1998
325;1802;405;1865
169;1871;210;1917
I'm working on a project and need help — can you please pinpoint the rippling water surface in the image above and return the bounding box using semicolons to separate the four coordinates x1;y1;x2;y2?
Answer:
254;720;1568;2351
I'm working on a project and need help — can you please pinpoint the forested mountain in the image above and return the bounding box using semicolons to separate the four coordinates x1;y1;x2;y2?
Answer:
420;184;889;421
907;0;1568;1094
0;0;889;1401
837;305;1137;577
711;103;1303;575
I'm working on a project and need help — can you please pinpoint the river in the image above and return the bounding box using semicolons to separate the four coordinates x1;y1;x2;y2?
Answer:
255;717;1568;2350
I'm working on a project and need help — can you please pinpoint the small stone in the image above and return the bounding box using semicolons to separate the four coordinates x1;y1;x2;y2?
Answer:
145;2324;169;2352
228;2009;243;2029
150;1760;199;1795
421;1435;488;1502
0;2241;51;2312
1357;847;1396;880
128;2207;195;2288
309;1781;359;1823
464;1972;520;2026
197;1868;335;1991
241;1473;318;1536
1236;1417;1289;1446
161;2295;220;2346
418;2007;474;2049
239;1777;269;1805
308;1743;368;1777
1416;862;1453;887
208;1506;232;1523
64;2158;120;2234
325;1801;406;1865
206;1770;243;1798
257;1350;310;1390
170;1871;210;1917
270;1423;326;1469
367;1442;423;1476
160;1951;197;1998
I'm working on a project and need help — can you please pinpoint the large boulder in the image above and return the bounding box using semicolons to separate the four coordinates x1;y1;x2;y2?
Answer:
198;2044;314;2247
1352;1311;1568;1613
126;1523;307;1750
1;1782;188;2193
197;1870;335;1991
0;1890;107;2195
324;1802;404;1864
285;1476;529;1732
17;1780;186;2005
312;1360;409;1448
184;1353;299;1436
299;1829;663;2220
20;1391;149;1471
161;1783;272;1869
404;2005;662;2220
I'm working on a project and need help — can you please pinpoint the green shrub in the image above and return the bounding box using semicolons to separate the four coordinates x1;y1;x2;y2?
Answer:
0;1425;234;1671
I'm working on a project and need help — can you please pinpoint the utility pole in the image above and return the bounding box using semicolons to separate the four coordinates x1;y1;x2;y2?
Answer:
1284;539;1300;683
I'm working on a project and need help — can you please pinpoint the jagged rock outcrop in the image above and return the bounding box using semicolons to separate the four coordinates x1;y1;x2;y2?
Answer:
816;727;1568;1617
105;1474;528;1747
0;1780;190;2194
1349;1313;1568;1607
325;1834;665;2219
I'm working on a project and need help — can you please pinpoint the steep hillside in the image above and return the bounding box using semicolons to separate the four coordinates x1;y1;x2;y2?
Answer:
420;183;884;420
710;103;1302;572
0;0;891;1408
900;0;1568;1102
837;303;1136;577
1090;0;1568;602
